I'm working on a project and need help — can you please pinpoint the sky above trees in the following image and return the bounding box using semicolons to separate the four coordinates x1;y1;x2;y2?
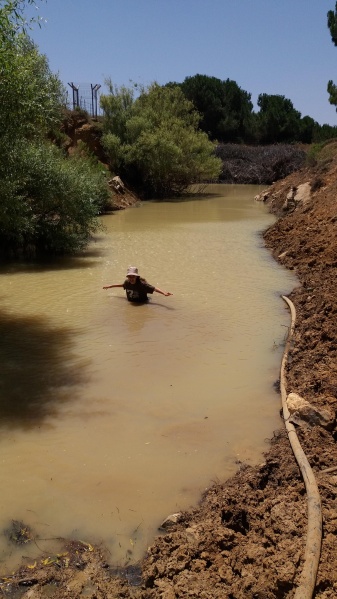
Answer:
28;0;337;126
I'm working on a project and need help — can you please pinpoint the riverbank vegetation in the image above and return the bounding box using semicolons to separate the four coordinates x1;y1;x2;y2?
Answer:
2;0;337;259
100;81;222;198
0;0;110;258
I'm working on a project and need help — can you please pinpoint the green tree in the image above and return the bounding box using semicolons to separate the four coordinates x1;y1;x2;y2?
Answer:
327;3;337;109
221;78;254;142
0;0;109;256
100;79;135;142
177;74;226;139
100;79;136;172
312;122;337;142
0;37;63;144
0;0;42;41
298;115;316;144
101;83;221;197
176;74;254;142
256;94;301;143
4;142;107;254
328;2;337;45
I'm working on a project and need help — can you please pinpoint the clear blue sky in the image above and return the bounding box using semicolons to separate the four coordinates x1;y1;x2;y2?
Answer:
28;0;337;125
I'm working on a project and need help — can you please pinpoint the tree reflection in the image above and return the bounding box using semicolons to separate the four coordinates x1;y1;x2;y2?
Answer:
0;310;87;428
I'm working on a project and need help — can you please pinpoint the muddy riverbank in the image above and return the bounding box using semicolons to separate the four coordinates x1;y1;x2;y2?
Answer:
2;147;337;598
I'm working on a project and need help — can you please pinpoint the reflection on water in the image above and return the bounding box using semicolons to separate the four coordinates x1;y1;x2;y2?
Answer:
0;311;87;427
0;185;297;571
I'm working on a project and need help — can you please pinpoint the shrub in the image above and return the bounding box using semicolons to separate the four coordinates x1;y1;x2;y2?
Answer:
0;142;109;256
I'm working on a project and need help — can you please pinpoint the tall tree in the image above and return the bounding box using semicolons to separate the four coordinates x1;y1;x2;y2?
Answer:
256;94;301;143
0;0;109;256
298;115;316;144
101;83;221;197
328;2;337;44
0;0;42;39
327;3;337;109
177;74;254;142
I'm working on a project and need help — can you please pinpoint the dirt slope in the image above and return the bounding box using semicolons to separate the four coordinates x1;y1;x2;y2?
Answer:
2;149;337;598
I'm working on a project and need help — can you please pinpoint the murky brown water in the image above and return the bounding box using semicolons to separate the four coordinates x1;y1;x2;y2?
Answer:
0;185;297;570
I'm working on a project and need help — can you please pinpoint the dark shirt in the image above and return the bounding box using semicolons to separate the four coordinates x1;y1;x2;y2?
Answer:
123;277;155;302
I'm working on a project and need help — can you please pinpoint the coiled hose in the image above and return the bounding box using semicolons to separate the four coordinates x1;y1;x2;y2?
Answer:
280;296;322;599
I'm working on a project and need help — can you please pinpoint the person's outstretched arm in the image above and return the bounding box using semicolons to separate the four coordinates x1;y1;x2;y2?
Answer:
154;287;173;297
103;284;124;290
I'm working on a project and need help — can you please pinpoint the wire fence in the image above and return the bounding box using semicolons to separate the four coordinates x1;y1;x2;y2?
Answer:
66;83;103;118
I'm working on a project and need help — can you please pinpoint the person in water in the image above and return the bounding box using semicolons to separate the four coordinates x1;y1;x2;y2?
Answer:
103;266;173;302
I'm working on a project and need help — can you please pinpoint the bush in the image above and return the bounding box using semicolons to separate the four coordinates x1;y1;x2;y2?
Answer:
306;140;337;167
0;142;109;256
101;83;222;197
